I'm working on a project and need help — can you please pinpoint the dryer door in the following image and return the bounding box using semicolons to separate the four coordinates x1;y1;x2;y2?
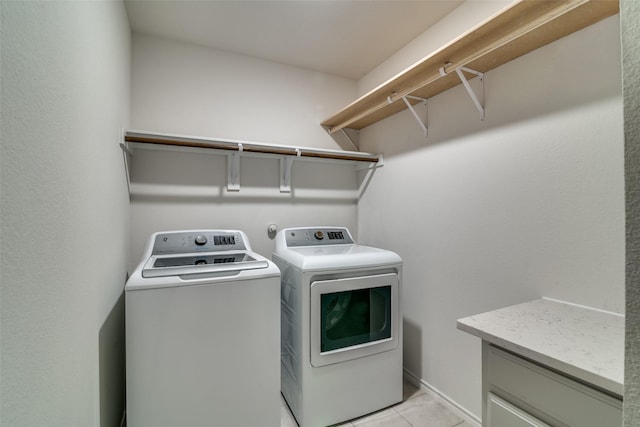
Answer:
310;273;399;367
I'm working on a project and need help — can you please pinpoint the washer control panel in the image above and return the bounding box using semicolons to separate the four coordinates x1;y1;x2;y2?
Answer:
151;231;247;255
285;227;354;247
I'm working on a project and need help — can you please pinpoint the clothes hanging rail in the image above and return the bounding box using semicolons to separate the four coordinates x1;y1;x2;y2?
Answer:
121;130;382;194
123;130;380;163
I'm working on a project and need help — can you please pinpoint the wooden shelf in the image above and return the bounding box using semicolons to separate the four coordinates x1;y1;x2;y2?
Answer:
321;0;619;135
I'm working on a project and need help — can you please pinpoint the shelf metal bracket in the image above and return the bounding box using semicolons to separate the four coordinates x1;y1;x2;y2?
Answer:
280;150;299;193
356;153;384;171
339;127;360;151
119;142;133;157
400;95;428;137
227;144;242;191
323;125;360;151
119;129;133;195
455;66;485;121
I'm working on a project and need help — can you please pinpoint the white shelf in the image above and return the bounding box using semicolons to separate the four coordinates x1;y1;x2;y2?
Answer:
121;130;382;193
321;0;619;135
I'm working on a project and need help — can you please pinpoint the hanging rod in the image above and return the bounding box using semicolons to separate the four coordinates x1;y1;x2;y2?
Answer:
124;130;380;163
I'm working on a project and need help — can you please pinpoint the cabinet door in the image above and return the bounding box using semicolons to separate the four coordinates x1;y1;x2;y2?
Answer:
487;393;551;427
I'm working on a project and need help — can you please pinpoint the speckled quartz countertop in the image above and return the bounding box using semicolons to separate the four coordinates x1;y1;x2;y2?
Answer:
457;298;624;397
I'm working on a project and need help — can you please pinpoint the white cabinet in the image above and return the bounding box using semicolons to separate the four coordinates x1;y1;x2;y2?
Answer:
458;299;624;427
483;343;622;427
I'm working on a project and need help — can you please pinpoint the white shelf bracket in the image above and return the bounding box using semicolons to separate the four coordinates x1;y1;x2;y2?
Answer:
339;128;360;151
455;66;485;121
401;95;428;137
119;142;133;157
227;144;242;192
119;129;133;195
323;125;360;151
356;153;384;171
279;150;298;193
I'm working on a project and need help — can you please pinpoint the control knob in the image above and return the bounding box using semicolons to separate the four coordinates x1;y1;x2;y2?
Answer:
194;235;208;246
314;231;324;240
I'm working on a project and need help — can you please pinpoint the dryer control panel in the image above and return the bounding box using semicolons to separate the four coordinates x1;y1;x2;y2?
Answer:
284;227;354;247
151;230;247;255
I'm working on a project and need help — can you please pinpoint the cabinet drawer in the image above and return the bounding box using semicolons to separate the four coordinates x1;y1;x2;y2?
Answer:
487;393;551;427
485;344;622;427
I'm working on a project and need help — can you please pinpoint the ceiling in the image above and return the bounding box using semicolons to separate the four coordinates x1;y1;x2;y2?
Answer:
124;0;463;79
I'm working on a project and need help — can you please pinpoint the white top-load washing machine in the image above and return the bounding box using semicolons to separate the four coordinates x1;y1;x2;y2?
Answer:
125;230;280;427
273;227;402;427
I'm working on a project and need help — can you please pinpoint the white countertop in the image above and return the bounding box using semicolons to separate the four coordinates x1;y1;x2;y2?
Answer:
457;298;624;397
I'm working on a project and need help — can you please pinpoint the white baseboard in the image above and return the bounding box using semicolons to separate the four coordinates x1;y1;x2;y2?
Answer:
403;368;481;427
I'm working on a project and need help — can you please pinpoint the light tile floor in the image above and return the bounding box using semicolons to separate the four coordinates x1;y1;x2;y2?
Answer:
281;379;476;427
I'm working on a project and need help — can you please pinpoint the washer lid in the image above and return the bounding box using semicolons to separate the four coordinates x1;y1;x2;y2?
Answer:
277;244;401;271
142;251;268;278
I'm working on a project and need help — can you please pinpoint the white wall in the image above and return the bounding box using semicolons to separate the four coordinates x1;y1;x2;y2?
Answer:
131;34;355;150
128;35;361;266
0;2;131;426
357;12;624;421
622;0;640;425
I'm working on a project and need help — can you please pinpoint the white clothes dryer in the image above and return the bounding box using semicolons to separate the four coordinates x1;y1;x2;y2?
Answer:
273;227;403;427
125;230;280;427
